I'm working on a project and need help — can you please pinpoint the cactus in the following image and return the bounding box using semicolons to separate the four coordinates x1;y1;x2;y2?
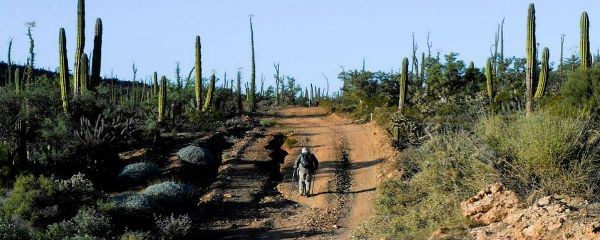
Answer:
245;82;249;102
525;3;536;116
310;84;314;106
80;53;89;95
158;76;167;122
399;57;409;114
580;11;591;70
486;58;494;100
73;0;85;97
248;16;256;113
7;39;12;85
236;70;242;113
91;18;102;90
535;47;550;99
202;73;216;112
153;72;158;96
14;68;20;94
25;22;35;88
420;52;425;84
59;28;69;113
195;36;202;112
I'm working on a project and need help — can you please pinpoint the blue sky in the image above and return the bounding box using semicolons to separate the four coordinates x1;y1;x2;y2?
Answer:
1;0;598;93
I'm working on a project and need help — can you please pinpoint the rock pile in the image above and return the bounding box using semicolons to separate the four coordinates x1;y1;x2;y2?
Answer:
460;183;600;240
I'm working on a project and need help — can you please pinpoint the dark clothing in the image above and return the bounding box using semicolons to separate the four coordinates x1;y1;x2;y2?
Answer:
294;152;319;196
294;153;319;172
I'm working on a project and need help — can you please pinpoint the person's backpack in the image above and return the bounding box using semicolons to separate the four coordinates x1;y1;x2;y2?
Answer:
299;154;313;169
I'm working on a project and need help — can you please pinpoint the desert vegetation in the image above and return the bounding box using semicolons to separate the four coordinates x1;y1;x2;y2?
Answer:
1;1;599;239
324;4;600;239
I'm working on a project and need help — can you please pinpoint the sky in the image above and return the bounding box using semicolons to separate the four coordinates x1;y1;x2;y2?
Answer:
1;0;598;93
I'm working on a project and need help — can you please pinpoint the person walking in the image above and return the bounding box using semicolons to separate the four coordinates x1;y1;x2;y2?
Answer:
294;147;319;196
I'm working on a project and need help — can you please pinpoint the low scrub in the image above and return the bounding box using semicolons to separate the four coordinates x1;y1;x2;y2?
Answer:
119;162;162;183
1;173;97;228
111;192;157;212
176;146;215;166
259;118;277;127
44;207;113;239
355;133;496;239
142;181;197;205
477;110;600;201
154;213;192;240
283;137;298;149
120;230;153;240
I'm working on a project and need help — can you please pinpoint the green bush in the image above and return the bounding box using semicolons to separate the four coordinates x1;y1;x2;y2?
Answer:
283;137;297;149
0;217;29;240
1;174;59;227
477;110;598;200
259;118;277;127
120;231;153;240
356;133;496;239
561;67;600;109
1;173;98;229
44;207;113;239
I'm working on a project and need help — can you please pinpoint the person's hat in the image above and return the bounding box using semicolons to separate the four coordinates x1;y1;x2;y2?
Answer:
301;147;308;154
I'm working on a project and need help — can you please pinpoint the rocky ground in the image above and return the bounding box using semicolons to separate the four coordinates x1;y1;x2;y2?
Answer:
430;182;600;240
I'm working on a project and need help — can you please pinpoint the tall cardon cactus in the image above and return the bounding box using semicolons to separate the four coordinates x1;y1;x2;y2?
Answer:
203;73;216;112
398;57;409;114
535;47;550;99
580;11;591;70
158;76;167;122
525;3;536;116
59;28;70;113
248;16;256;113
486;58;494;100
195;36;202;112
73;0;85;97
91;18;102;89
80;53;89;95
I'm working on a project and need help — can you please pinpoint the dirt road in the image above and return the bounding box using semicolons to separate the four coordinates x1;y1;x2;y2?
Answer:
195;107;395;239
267;107;394;239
